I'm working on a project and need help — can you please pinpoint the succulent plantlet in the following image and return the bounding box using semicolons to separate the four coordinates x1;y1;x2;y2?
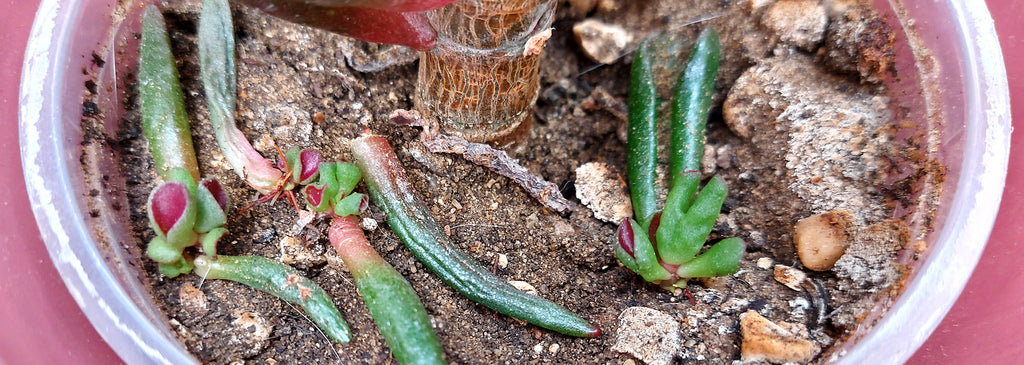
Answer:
140;4;233;277
328;215;445;365
145;174;231;277
234;0;458;50
140;3;352;343
297;153;445;364
618;28;746;289
200;0;337;212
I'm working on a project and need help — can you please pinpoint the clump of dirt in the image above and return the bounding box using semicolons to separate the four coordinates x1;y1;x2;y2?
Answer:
79;0;939;363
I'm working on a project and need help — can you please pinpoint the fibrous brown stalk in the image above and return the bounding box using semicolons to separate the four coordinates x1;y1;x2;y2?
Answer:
415;0;556;147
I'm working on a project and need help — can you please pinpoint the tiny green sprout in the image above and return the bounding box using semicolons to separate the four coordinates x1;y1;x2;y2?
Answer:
618;28;746;289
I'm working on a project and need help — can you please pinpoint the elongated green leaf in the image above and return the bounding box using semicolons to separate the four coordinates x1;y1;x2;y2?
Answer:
139;5;200;182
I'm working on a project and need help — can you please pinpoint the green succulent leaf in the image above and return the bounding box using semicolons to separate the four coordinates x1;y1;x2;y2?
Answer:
201;227;229;257
194;179;229;233
622;218;672;283
158;259;194;278
675;237;745;279
656;175;728;265
147;236;182;264
333;162;362;201
334;192;368;217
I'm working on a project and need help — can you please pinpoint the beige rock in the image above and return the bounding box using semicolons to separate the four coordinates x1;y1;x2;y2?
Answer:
178;284;207;316
573;19;633;65
230;310;273;357
279;235;326;269
723;55;894;220
773;264;808;291
761;0;828;50
820;0;896;83
740;310;820;363
702;144;718;175
575;162;633;223
794;210;852;271
833;219;908;287
749;0;775;12
612;307;680;365
720;297;751;314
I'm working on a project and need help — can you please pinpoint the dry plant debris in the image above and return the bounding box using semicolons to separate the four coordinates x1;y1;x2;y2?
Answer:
390;108;576;213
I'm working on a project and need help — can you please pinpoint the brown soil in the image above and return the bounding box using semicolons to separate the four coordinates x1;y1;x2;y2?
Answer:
82;0;937;363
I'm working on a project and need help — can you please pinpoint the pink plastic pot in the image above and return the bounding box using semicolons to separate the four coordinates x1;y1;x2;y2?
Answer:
18;0;1009;363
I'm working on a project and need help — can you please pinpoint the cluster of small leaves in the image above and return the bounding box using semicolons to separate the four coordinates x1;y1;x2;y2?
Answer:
616;28;745;289
145;170;229;277
301;158;368;217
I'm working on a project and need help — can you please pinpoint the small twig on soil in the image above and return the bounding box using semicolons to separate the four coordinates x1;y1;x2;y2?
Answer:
390;109;576;214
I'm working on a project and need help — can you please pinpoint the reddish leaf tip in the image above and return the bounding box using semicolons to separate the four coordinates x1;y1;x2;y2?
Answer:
617;218;635;257
151;182;191;235
299;149;322;182
648;212;662;246
201;179;229;210
305;185;325;207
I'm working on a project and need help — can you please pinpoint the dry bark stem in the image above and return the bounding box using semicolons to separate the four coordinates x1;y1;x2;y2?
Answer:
390;109;576;213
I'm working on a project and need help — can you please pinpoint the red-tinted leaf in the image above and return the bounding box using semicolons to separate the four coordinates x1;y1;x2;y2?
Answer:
616;217;635;257
648;212;661;246
305;184;325;207
151;182;191;235
237;0;438;50
357;194;369;212
299;149;322;183
201;179;229;211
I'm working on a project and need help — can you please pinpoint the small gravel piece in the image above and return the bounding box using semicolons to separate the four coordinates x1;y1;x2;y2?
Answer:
228;310;273;358
279;235;326;269
573;19;633;64
773;265;808;291
508;280;539;296
178;284;208;317
761;0;828;50
575;162;633;223
612;307;681;365
794;210;852;271
739;310;820;363
720;297;751;314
